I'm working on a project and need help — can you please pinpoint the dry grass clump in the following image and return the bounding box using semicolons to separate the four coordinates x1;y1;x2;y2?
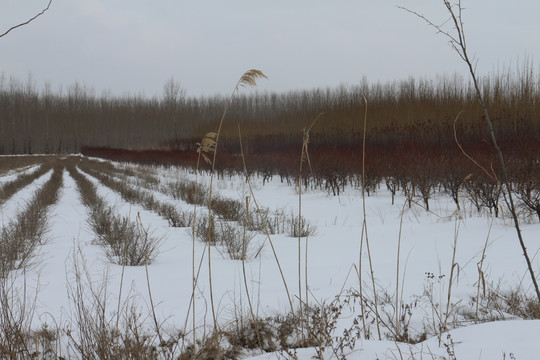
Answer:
216;221;258;261
211;196;244;222
91;212;162;267
163;179;208;205
185;301;365;358
469;284;540;321
191;214;218;245
177;309;332;359
132;169;161;190
244;207;285;234
287;213;317;238
177;332;239;360
157;202;193;228
190;211;261;260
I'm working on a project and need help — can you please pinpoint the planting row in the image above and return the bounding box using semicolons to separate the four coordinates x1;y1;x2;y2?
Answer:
0;163;52;205
83;148;540;224
79;157;317;243
0;165;63;277
66;164;161;266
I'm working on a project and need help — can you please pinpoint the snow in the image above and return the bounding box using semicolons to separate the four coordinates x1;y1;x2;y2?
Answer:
2;158;540;359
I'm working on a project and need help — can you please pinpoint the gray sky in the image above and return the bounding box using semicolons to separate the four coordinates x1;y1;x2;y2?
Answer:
1;0;539;98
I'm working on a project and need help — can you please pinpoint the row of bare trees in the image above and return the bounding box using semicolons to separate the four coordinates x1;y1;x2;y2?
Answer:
1;62;539;155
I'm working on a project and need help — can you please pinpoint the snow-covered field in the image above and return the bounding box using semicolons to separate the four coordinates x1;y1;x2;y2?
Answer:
1;156;539;359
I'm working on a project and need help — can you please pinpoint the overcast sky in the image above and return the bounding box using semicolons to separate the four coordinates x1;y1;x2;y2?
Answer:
1;1;539;98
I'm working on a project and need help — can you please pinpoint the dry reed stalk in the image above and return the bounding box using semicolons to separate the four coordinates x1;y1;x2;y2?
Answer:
190;70;268;340
181;132;217;352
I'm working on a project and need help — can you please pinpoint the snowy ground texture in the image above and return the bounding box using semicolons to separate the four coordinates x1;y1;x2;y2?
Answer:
1;155;539;359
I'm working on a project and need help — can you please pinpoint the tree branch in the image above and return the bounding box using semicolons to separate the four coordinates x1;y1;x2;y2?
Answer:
401;0;540;302
0;0;53;39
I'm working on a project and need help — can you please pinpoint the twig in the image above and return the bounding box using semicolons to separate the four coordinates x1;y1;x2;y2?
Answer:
0;0;53;38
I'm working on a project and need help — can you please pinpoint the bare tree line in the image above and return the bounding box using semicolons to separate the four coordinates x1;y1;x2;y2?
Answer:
0;63;539;155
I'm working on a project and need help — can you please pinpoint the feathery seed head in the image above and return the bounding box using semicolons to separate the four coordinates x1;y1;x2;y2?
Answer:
237;69;268;89
197;132;218;165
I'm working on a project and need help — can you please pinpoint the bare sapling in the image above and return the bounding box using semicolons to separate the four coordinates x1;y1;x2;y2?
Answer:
400;0;540;302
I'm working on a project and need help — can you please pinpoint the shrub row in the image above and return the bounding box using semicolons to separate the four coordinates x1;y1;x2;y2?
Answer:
78;163;193;228
0;165;63;277
66;164;161;266
0;163;52;205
